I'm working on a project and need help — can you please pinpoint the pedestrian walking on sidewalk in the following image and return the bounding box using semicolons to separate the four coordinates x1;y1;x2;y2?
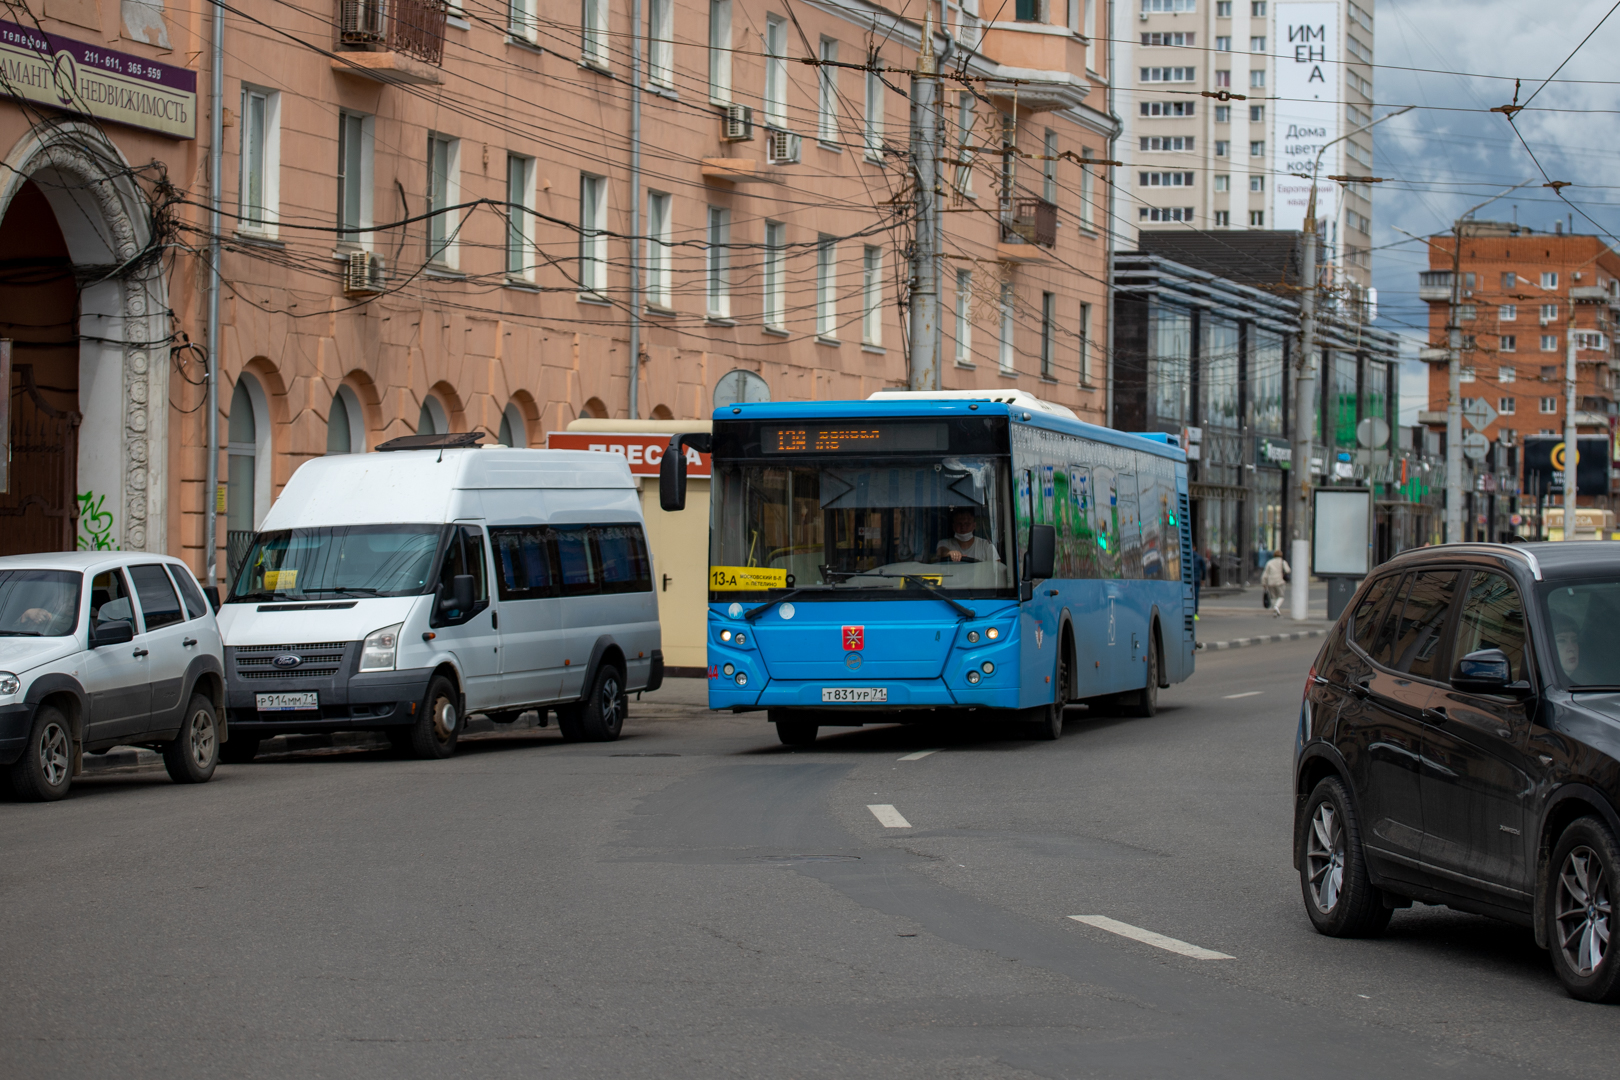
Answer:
1261;554;1290;616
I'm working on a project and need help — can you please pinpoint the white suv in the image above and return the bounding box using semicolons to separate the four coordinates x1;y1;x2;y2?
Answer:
0;552;227;801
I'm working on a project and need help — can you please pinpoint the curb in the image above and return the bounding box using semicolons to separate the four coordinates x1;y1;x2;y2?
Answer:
1196;628;1329;652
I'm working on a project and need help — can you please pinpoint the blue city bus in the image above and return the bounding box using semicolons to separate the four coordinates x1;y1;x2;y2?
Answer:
659;390;1195;745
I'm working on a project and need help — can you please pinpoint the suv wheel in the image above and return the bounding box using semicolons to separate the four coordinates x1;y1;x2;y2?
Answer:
558;665;626;743
1549;817;1620;1002
162;694;219;784
8;706;72;801
405;675;461;759
1298;776;1392;937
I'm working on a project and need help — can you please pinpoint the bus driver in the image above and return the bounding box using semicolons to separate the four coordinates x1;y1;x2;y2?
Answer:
936;508;1000;564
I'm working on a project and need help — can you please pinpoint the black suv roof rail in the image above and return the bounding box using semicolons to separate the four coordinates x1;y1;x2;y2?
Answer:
1419;542;1543;581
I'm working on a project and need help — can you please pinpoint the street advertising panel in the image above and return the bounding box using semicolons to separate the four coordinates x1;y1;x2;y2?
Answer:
1273;2;1340;232
546;431;712;477
1522;435;1611;496
0;20;197;139
1312;487;1372;577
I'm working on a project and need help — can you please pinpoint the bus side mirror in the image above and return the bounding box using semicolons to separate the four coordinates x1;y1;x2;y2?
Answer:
1026;525;1056;581
659;433;712;512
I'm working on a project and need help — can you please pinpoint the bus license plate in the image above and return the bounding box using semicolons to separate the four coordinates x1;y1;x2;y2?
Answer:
256;692;319;712
822;687;886;703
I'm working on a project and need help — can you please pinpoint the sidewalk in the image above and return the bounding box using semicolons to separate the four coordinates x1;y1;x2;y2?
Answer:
1194;581;1332;651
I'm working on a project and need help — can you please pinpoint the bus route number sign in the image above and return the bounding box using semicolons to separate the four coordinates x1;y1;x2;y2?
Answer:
710;566;787;591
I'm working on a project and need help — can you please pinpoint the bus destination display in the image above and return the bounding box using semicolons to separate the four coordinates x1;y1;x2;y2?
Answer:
762;423;948;453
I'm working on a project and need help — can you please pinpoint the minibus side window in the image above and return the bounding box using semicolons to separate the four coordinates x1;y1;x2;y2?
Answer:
555;527;600;597
490;526;559;600
595;524;652;594
431;525;491;626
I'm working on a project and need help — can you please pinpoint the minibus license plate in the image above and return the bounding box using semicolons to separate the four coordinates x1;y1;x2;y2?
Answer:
822;687;886;703
256;692;318;712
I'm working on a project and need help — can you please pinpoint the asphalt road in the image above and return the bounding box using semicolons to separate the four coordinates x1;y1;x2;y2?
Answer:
3;642;1615;1079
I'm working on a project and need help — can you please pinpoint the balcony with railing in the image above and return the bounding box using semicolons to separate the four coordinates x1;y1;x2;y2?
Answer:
333;0;447;84
1417;271;1453;302
1003;197;1057;249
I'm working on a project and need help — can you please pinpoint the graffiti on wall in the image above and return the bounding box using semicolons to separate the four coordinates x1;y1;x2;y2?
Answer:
76;491;117;550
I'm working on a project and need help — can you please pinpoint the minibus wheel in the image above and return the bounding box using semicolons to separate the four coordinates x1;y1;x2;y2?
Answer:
405;675;461;759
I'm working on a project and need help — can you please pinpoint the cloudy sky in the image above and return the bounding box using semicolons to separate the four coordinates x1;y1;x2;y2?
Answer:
1371;0;1620;421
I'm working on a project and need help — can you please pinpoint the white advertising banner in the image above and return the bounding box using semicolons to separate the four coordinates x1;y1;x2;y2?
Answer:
1272;2;1340;232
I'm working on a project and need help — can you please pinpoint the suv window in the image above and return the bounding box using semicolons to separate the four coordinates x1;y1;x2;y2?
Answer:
1350;573;1398;656
1384;570;1460;680
90;569;135;629
166;564;210;620
0;570;81;637
432;525;490;626
129;564;185;631
1454;571;1528;683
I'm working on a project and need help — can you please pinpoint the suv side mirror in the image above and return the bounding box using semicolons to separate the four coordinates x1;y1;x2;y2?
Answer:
1452;648;1513;693
203;585;221;613
658;432;712;512
1025;525;1056;581
440;574;475;614
92;619;134;647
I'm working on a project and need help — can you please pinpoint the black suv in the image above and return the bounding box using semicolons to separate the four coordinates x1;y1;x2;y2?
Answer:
1296;542;1620;1002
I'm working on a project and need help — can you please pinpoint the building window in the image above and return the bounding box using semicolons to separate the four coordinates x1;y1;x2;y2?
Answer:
427;133;459;266
708;0;731;102
818;39;839;144
1249;140;1265;156
1541;365;1558;380
1214;210;1230;227
764;221;786;329
1540;397;1559;413
506;153;534;278
1079;149;1095;228
1078;301;1092;384
999;282;1015;373
239;86;280;235
1215;105;1230;122
1541;303;1559;322
1215;70;1230;87
227;375;270;535
1460;366;1475;383
1249;69;1265;88
1216;0;1230;13
1141;66;1197;82
1499;397;1516;415
1141;206;1195;222
1541;271;1558;289
1142;31;1195;45
1499;303;1517;321
1015;0;1040;21
1215;35;1231;50
648;0;673;85
864;54;884;159
579;172;607;293
1140;135;1195;151
1040;292;1055;379
954;269;973;364
1249;105;1265;122
861;246;883;345
1500;365;1516;382
954;92;977;197
1214;174;1229;192
646;191;673;307
1249;175;1264;192
1250;35;1265;50
336;110;371;244
498;402;528;448
1459;304;1476;322
1249;210;1264;226
1501;271;1517;290
948;0;983;49
706;206;731;318
1141;101;1195;117
1139;171;1195;187
763;16;788;127
582;0;608;67
1215;140;1229;157
1500;334;1516;352
327;385;365;455
1142;0;1197;9
1252;0;1266;12
418;394;449;436
1040;130;1058;202
510;0;537;42
1542;334;1558;352
816;235;837;337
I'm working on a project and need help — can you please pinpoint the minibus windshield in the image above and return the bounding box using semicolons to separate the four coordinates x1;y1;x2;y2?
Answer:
709;457;1015;597
228;525;442;602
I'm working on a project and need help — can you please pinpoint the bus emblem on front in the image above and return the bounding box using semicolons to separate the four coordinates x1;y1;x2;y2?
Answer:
842;626;864;651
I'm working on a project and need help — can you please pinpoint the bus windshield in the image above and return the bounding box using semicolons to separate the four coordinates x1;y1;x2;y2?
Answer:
709;457;1015;595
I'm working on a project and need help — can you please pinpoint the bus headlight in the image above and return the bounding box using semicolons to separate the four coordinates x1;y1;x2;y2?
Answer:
359;623;402;672
735;672;747;686
734;632;746;645
723;663;735;676
966;670;981;684
721;629;733;642
981;661;995;675
966;630;979;643
986;627;999;640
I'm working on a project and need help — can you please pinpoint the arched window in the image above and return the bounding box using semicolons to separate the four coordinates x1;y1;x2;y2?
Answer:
418;394;448;435
226;374;271;578
326;385;365;454
497;402;527;447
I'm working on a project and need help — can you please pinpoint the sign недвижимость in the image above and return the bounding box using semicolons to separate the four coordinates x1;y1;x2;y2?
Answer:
0;20;196;139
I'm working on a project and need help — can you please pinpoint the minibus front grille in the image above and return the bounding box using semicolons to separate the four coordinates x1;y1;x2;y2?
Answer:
232;641;351;681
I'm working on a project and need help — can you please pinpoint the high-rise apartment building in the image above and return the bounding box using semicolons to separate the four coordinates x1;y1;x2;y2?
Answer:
1118;0;1376;288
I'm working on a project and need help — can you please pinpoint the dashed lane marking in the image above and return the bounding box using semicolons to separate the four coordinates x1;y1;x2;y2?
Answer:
899;749;941;761
1223;691;1264;699
867;804;912;828
1067;915;1234;960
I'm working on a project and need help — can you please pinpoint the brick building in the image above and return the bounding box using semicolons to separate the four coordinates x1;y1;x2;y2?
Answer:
1419;222;1620;537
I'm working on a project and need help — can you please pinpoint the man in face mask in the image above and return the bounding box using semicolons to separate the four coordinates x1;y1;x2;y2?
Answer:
936;508;999;564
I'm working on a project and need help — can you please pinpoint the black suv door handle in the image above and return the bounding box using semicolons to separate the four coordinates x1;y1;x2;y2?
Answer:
132;648;149;658
1350;677;1371;699
183;637;198;647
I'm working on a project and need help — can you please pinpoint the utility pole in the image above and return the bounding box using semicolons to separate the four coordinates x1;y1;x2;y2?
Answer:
1564;297;1579;538
1445;218;1464;543
204;0;225;585
1288;201;1317;621
907;16;941;392
627;0;643;420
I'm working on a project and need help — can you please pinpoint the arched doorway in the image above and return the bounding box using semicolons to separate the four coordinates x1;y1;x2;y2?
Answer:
0;179;80;553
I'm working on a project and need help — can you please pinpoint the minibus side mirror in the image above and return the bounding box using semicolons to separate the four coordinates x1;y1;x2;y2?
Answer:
1026;525;1056;581
203;585;221;613
440;574;475;614
658;433;712;512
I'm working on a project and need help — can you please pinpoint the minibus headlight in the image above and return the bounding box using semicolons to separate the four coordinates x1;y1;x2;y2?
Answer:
359;623;402;672
721;629;733;642
0;672;19;696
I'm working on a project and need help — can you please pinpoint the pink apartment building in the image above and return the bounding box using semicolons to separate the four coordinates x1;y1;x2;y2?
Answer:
0;0;1116;578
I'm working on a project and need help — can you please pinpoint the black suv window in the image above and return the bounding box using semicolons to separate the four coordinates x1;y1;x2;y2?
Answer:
1383;570;1460;680
1350;573;1398;656
129;564;185;631
1454;571;1529;683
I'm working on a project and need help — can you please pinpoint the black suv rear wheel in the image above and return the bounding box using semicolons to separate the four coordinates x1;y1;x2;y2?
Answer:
1548;816;1620;1003
1298;776;1391;938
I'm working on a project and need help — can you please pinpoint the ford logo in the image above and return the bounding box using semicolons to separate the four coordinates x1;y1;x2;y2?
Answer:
272;654;302;669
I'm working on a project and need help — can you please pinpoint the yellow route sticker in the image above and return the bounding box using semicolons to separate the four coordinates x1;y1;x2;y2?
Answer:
710;566;787;591
263;569;297;590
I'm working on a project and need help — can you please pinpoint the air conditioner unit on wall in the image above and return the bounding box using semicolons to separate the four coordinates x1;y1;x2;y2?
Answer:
767;129;801;164
339;0;385;43
343;251;387;296
722;104;754;142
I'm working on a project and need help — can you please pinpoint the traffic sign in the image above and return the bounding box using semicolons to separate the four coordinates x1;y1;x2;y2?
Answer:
1462;398;1498;431
1461;431;1490;461
1355;416;1390;448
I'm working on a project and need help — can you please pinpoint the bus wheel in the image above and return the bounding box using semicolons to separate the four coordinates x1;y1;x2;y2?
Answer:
1124;637;1160;718
1029;650;1068;740
776;719;819;746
